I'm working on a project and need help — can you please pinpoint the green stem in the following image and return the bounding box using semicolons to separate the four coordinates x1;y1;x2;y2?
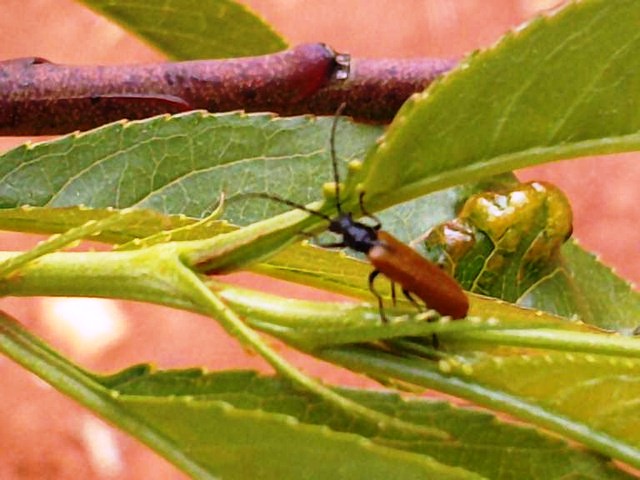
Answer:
172;261;452;441
445;328;640;357
0;243;452;451
0;246;202;311
0;209;138;278
179;202;329;274
0;312;215;480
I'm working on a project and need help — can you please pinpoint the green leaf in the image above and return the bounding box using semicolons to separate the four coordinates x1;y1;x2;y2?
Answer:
2;1;640;473
422;182;573;300
0;205;214;243
352;0;640;212
415;180;640;331
78;0;287;59
451;351;640;451
322;344;640;470
553;242;640;333
109;368;634;480
0;112;382;218
0;311;631;480
0;109;636;329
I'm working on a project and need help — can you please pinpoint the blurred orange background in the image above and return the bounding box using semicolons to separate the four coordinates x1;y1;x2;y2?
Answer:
0;1;638;478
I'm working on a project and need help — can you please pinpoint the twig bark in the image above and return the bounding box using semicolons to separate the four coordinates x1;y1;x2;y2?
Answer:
0;44;455;136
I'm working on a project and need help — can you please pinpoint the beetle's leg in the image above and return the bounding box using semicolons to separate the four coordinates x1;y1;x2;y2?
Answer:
358;192;382;231
401;289;439;348
391;282;397;306
368;270;388;323
402;288;422;312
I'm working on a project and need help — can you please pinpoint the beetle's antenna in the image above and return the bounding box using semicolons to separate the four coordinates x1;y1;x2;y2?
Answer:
330;102;347;215
235;192;332;223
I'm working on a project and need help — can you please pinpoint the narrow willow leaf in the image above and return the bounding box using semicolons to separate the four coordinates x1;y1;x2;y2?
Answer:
353;0;640;212
436;348;640;461
212;280;640;361
78;0;287;59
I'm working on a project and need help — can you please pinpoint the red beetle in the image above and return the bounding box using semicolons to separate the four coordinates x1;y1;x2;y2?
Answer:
251;106;468;321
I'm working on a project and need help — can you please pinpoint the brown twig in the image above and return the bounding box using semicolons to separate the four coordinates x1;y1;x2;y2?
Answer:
0;43;456;136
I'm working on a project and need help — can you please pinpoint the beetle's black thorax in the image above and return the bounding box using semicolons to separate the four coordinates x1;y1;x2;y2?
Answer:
328;213;379;253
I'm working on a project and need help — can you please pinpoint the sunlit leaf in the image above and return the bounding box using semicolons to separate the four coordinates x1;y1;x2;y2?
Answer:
78;0;287;59
353;0;640;214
